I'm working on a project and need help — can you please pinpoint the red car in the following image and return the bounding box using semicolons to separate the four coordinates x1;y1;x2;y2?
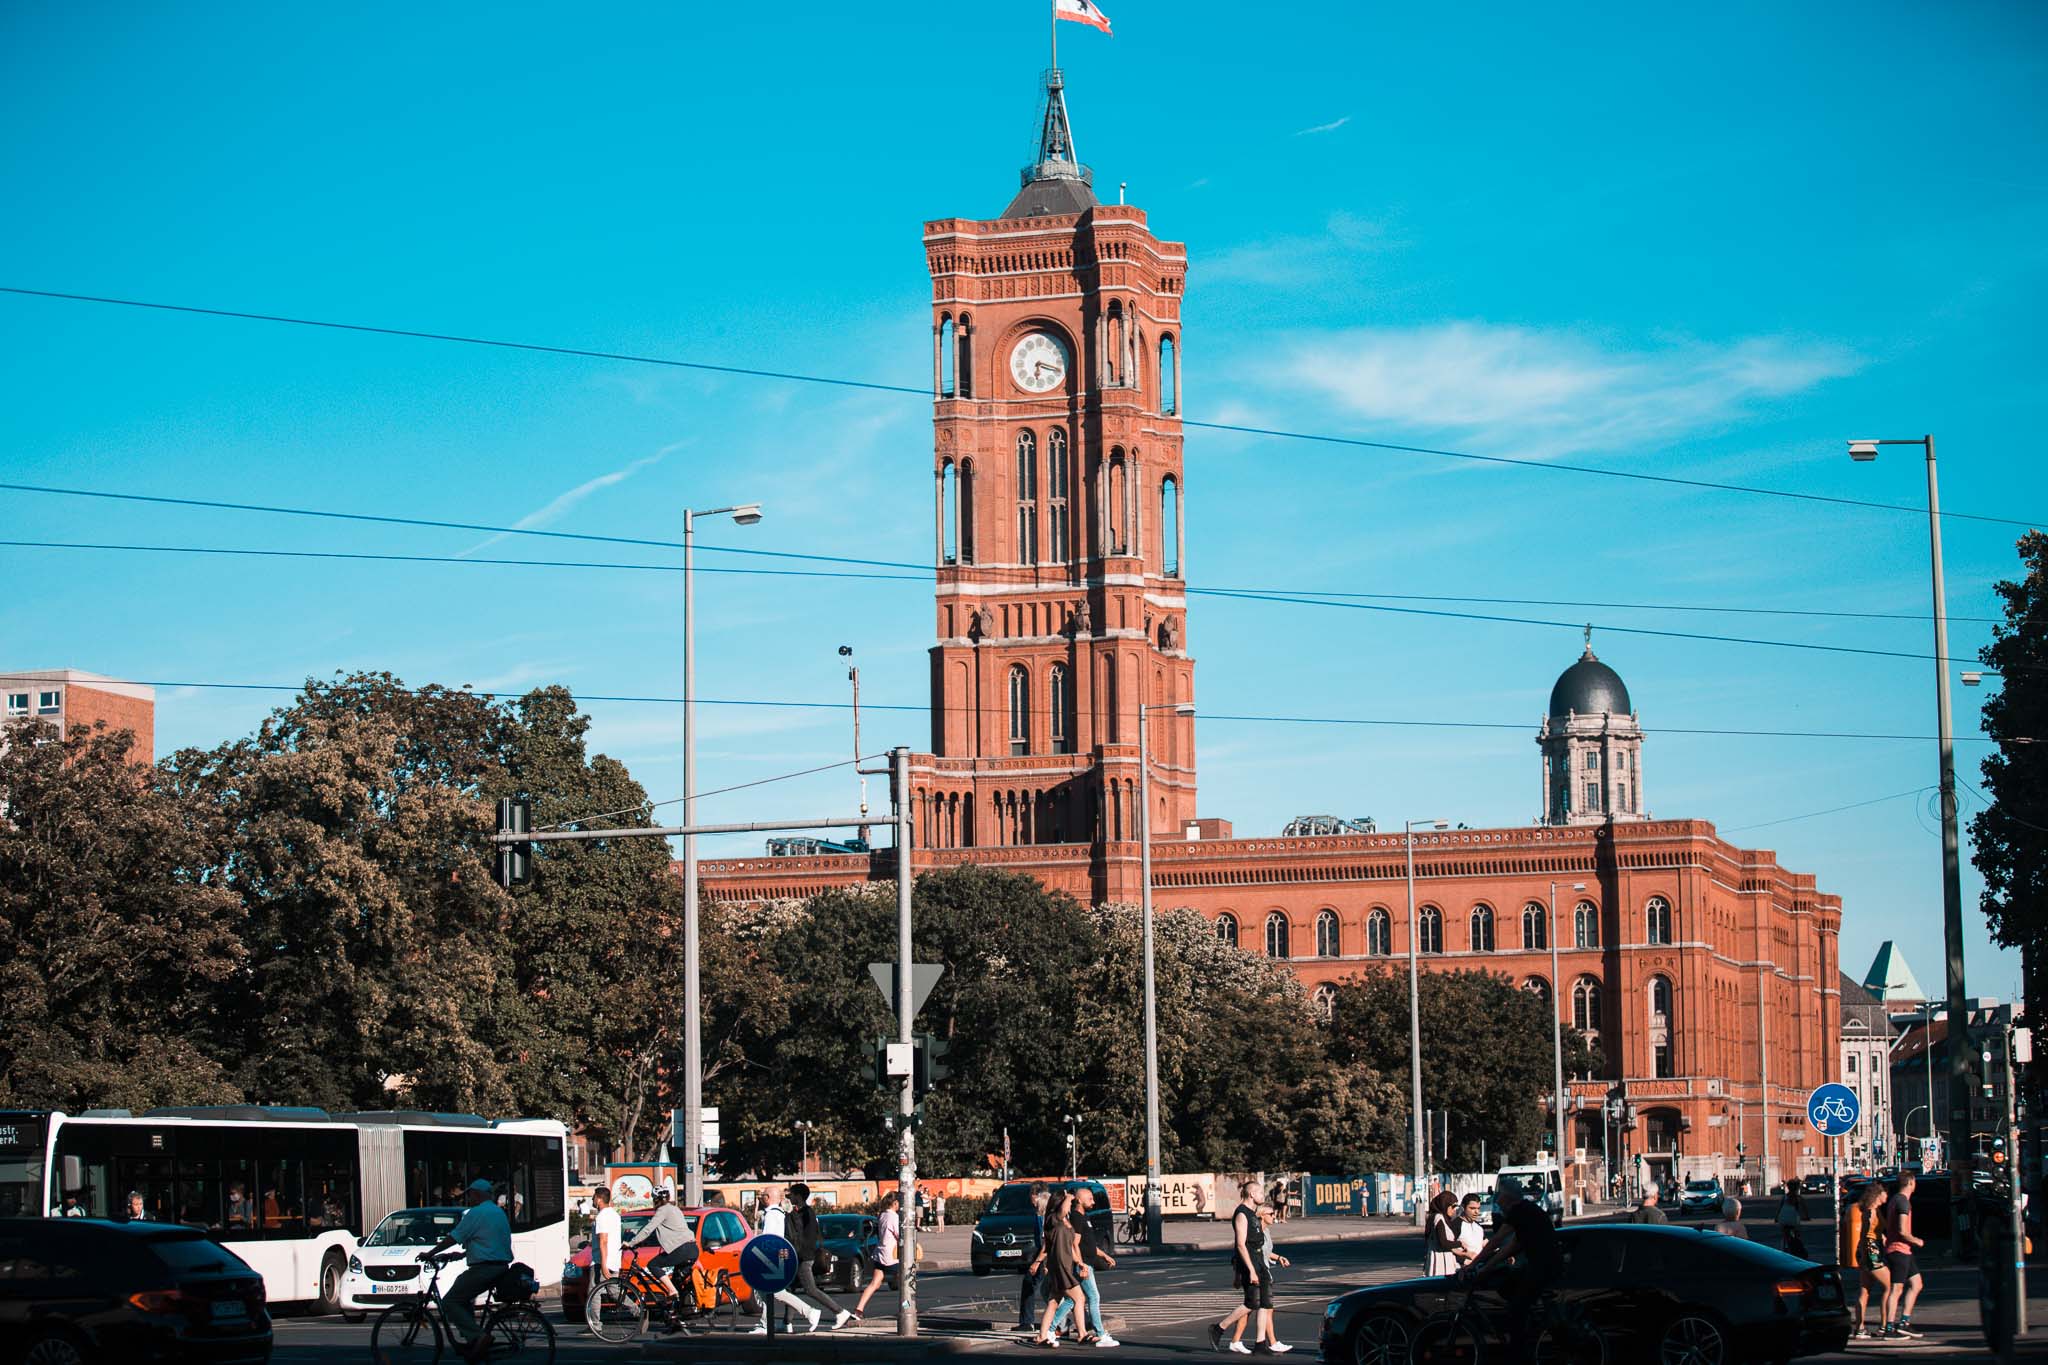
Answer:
559;1206;756;1322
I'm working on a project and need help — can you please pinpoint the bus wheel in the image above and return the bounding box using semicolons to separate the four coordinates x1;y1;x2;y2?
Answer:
319;1249;346;1315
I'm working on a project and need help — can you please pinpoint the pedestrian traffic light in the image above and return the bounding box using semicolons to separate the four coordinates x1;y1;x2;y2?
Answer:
493;797;532;888
913;1034;954;1099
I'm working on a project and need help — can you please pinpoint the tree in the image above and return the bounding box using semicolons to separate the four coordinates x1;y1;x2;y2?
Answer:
0;724;245;1109
1971;531;2048;1016
1324;967;1598;1169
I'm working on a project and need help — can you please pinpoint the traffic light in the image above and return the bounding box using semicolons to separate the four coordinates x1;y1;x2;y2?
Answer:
913;1034;954;1099
493;798;532;888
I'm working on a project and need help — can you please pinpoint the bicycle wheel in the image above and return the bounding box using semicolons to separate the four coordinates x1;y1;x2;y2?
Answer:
1410;1313;1485;1365
370;1301;445;1363
1534;1316;1607;1365
486;1303;556;1362
584;1276;651;1344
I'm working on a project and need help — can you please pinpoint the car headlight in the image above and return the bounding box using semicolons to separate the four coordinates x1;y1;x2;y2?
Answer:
1326;1300;1343;1320
348;1256;362;1275
971;1230;983;1243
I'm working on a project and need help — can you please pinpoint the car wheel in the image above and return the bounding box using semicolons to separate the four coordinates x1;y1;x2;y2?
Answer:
21;1328;88;1365
318;1249;346;1315
1350;1310;1412;1365
344;1310;367;1323
1658;1310;1731;1365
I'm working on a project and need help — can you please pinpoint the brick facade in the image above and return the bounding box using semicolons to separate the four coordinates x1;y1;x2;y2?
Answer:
1;669;154;764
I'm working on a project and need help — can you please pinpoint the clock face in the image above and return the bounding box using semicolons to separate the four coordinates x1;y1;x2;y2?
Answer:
1009;332;1069;394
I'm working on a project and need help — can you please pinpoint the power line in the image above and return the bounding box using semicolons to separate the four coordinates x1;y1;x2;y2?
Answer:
536;752;889;831
4;284;2039;530
1719;786;1932;834
0;671;2010;744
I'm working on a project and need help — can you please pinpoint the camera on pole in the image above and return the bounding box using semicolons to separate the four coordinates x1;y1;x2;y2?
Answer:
493;797;532;888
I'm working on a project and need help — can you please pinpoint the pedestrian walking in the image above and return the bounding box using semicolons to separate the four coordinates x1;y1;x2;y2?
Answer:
782;1183;854;1330
1880;1171;1926;1339
1628;1185;1667;1225
1424;1191;1462;1276
749;1184;827;1333
1775;1184;1808;1259
1455;1194;1486;1264
1016;1184;1051;1332
1035;1188;1090;1348
590;1187;622;1283
850;1190;902;1322
1712;1196;1749;1239
1207;1179;1289;1355
1840;1181;1891;1339
1049;1184;1119;1347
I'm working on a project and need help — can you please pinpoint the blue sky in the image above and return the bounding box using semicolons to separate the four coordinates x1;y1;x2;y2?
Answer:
4;1;2045;1000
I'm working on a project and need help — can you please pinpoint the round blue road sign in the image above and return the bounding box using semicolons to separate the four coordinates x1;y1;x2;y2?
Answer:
1806;1082;1861;1137
738;1232;798;1296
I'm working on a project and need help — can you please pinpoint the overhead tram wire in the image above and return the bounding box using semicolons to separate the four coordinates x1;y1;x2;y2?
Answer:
0;671;2014;745
2;285;2040;531
1719;787;1934;834
535;752;892;831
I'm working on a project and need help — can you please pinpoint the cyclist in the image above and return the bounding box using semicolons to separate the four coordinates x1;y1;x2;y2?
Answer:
420;1178;513;1361
1460;1177;1562;1365
626;1188;700;1312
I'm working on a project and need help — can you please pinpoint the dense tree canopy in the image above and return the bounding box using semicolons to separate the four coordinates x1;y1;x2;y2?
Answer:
1970;531;2048;1017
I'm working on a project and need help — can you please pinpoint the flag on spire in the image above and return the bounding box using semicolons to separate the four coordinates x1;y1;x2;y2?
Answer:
1055;0;1112;35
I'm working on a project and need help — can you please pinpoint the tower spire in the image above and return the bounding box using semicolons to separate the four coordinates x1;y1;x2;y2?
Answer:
1025;67;1088;187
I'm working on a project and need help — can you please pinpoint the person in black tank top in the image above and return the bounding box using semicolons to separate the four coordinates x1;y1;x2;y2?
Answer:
1207;1180;1291;1355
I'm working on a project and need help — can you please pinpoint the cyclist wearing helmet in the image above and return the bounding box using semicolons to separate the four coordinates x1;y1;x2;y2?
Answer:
627;1188;699;1299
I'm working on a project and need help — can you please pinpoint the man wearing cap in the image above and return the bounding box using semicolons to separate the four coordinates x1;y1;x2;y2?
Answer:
424;1178;514;1358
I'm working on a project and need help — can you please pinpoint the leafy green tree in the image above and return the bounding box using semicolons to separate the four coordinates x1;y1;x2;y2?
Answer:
1971;530;2048;1015
1324;967;1597;1169
0;724;245;1109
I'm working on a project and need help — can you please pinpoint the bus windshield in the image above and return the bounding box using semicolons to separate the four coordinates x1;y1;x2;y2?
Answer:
366;1208;464;1247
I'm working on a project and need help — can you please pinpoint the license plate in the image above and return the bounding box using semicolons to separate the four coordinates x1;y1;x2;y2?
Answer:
370;1283;414;1294
211;1301;249;1321
995;1249;1023;1259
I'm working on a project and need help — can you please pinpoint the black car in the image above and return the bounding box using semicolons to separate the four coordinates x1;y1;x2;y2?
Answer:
0;1217;272;1364
970;1181;1113;1277
1799;1173;1834;1201
816;1213;880;1292
1320;1224;1849;1365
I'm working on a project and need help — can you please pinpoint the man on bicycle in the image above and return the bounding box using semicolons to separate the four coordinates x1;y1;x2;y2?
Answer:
1460;1176;1562;1364
626;1188;699;1304
422;1178;513;1360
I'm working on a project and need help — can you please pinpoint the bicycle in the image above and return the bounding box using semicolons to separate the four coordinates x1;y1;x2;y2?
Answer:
368;1251;556;1363
583;1257;750;1343
1408;1275;1605;1365
1116;1209;1146;1246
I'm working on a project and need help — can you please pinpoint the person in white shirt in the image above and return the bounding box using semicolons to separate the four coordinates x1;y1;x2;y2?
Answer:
750;1184;825;1333
590;1187;622;1279
852;1190;902;1321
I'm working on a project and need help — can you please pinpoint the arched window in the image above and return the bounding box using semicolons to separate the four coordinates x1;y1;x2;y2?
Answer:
1522;902;1548;950
1645;896;1672;946
1418;905;1443;955
1572;975;1603;1037
1366;909;1391;956
1159;334;1178;415
1312;983;1336;1022
1215;912;1238;947
940;462;958;565
1523;976;1551;1002
955;312;972;397
1160;475;1181;577
1649;975;1675;1078
1265;912;1291;959
957;459;976;564
1469;904;1495;952
1106;451;1128;555
1049;664;1072;754
938;315;955;396
1047;428;1071;564
1315;909;1340;958
1008;664;1030;755
1015;430;1039;563
1574;901;1600;949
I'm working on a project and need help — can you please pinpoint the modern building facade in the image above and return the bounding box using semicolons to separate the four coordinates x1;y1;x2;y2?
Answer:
699;62;1845;1192
1;669;155;764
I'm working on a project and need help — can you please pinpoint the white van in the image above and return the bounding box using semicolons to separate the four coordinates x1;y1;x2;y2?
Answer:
1495;1163;1565;1226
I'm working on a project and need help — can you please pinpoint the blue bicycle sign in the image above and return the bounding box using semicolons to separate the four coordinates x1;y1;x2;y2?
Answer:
1806;1082;1861;1137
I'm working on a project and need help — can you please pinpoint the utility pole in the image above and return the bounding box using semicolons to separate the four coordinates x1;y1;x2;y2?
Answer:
892;745;918;1337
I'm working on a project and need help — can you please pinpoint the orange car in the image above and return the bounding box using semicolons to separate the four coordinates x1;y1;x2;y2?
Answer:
560;1205;757;1322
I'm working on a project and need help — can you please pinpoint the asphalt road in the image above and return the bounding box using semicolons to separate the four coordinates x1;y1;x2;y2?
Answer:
267;1214;2046;1362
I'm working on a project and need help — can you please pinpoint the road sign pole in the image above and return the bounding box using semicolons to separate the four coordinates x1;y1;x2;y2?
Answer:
893;745;917;1338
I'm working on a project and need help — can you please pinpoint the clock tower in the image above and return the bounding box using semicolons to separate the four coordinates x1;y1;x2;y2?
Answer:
911;65;1192;901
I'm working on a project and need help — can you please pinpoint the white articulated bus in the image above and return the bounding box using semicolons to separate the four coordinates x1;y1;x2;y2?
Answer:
0;1106;568;1311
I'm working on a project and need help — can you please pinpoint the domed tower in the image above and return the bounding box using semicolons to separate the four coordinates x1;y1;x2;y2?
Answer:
1538;630;1645;826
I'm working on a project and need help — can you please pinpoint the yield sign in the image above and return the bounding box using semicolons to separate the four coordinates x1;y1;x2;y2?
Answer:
869;962;944;1018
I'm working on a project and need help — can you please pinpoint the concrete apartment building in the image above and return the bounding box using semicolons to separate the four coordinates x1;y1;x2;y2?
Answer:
1;669;156;764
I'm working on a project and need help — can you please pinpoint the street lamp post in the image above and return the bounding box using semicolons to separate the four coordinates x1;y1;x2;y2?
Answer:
1065;1114;1080;1181
681;502;763;1207
795;1121;811;1179
1138;701;1196;1253
1406;817;1449;1225
1849;436;1969;1254
1550;880;1586;1212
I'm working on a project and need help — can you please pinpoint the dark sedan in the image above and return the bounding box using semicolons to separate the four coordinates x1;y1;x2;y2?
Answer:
816;1214;880;1292
0;1217;272;1364
1320;1224;1849;1365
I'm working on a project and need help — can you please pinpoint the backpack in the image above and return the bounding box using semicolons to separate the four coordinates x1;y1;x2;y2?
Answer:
494;1263;539;1302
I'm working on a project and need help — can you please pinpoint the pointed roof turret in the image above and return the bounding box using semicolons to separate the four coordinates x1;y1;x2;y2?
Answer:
1003;67;1099;219
1862;940;1929;1001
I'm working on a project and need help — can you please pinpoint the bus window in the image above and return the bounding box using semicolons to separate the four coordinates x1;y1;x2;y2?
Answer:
303;1129;358;1234
255;1133;304;1238
53;1121;113;1219
223;1155;256;1233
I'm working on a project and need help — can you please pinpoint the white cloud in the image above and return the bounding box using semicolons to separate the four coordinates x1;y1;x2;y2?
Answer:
459;440;684;556
1204;212;1400;287
1264;324;1858;457
1294;115;1351;136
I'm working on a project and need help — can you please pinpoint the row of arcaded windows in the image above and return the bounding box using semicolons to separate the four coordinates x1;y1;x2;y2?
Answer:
936;313;1179;413
1212;896;1676;958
